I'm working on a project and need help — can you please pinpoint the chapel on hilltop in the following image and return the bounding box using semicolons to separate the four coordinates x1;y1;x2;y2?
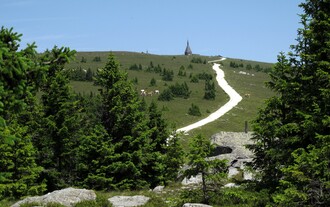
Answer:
184;41;192;55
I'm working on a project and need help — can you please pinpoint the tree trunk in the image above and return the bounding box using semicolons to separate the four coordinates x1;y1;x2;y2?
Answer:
201;171;209;204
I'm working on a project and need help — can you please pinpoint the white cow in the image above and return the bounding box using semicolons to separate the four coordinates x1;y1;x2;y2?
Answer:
140;89;146;96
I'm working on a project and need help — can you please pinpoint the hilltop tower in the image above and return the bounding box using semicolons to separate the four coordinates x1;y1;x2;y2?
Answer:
184;41;192;55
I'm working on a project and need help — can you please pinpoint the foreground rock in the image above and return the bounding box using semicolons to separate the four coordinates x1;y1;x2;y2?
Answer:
210;132;254;162
152;185;165;193
181;174;202;186
210;132;254;179
182;132;254;186
109;195;150;207
224;183;239;188
183;203;213;207
11;187;96;207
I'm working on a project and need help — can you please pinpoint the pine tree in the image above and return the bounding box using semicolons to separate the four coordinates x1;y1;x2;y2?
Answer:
142;101;170;187
163;132;184;183
147;101;168;153
204;79;216;100
86;68;93;81
0;27;46;199
0;123;45;199
247;0;330;205
76;124;115;190
184;134;227;204
35;46;82;191
95;53;152;190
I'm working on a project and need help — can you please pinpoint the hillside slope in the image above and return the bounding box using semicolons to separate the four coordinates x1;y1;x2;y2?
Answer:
67;51;274;137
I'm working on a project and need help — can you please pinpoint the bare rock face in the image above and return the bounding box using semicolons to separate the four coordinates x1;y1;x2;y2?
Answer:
108;195;150;207
11;187;96;207
210;132;254;161
210;131;254;180
181;132;255;185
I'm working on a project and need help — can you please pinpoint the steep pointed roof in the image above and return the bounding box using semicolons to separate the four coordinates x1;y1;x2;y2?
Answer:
184;41;192;55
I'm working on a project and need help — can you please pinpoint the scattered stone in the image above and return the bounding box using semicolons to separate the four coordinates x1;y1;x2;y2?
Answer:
152;185;165;193
109;195;150;207
228;167;239;178
224;183;239;188
182;203;213;207
181;174;202;185
243;171;254;180
11;187;96;207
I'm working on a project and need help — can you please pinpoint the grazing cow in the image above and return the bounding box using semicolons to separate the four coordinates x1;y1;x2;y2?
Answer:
147;91;154;96
140;89;146;96
154;89;160;95
244;93;251;98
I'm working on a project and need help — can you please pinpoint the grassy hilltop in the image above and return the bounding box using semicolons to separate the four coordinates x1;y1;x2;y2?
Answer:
67;51;274;137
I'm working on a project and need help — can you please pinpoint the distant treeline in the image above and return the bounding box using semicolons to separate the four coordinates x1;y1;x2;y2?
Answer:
229;61;272;73
126;61;217;103
68;67;94;81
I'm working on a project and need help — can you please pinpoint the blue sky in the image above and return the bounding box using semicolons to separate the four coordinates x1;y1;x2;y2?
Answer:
1;0;303;63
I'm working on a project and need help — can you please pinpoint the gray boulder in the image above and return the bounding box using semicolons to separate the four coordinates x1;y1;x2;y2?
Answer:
11;187;96;207
210;131;254;163
181;132;255;186
109;195;150;207
152;185;165;193
210;132;255;180
243;171;254;180
228;167;239;178
183;203;213;207
224;183;239;188
181;174;202;185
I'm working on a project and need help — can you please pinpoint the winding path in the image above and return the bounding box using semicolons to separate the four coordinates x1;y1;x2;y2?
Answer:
176;58;242;134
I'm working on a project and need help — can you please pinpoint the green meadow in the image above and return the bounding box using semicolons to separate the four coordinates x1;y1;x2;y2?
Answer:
68;51;274;137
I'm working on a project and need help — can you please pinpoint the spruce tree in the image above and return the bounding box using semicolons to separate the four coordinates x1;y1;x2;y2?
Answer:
184;134;227;204
86;68;93;81
35;46;82;190
204;79;216;100
247;0;329;205
0;27;46;199
147;101;168;153
95;53;151;190
142;101;169;187
76;124;115;190
163;132;184;183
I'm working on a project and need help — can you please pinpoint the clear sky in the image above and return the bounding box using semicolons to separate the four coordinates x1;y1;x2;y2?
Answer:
1;0;304;63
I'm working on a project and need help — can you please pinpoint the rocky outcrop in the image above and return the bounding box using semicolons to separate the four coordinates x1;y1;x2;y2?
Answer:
108;195;150;207
182;132;255;186
11;187;96;207
210;132;254;162
210;131;254;180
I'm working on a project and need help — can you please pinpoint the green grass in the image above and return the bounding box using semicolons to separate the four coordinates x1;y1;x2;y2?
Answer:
2;184;270;207
67;51;274;137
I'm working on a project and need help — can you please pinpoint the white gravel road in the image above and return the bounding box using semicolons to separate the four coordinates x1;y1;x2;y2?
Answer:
176;58;242;134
